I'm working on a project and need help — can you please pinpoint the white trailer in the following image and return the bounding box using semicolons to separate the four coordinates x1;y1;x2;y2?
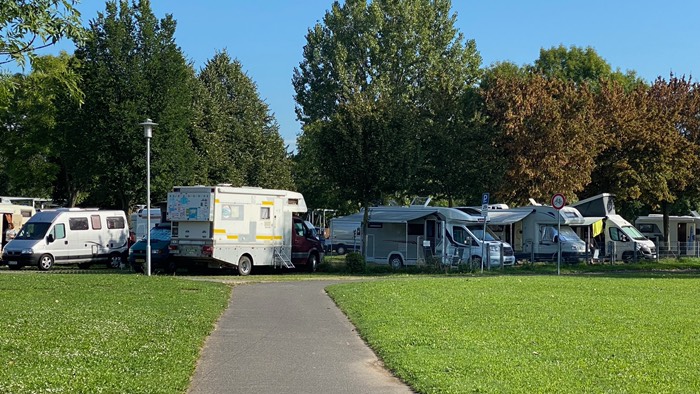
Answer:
167;186;324;275
571;193;656;261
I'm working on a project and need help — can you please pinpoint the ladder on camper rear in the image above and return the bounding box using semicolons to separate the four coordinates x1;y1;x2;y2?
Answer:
274;248;295;269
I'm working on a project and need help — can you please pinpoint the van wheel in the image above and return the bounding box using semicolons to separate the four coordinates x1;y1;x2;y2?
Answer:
107;253;123;269
238;255;253;276
471;256;482;269
38;254;54;271
336;245;347;255
622;251;634;263
389;254;403;269
307;253;318;273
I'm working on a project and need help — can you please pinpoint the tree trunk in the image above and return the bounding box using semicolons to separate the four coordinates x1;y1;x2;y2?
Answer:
662;201;670;252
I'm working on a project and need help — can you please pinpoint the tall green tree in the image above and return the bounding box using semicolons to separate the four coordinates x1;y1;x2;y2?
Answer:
0;53;83;198
195;51;292;189
293;0;481;212
532;45;644;89
1;0;85;109
74;0;199;210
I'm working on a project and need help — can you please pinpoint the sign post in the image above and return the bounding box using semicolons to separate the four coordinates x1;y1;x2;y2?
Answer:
481;193;489;272
551;193;566;275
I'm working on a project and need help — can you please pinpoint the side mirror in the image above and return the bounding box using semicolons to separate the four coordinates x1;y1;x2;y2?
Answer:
47;234;55;243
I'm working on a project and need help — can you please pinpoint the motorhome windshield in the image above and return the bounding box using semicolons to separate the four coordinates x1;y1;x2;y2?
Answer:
622;225;647;241
304;221;318;237
15;222;51;240
542;225;581;242
466;225;499;241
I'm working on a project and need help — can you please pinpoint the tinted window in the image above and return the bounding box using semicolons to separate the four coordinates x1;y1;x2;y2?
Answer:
69;217;89;230
106;216;125;229
91;215;102;230
407;223;423;236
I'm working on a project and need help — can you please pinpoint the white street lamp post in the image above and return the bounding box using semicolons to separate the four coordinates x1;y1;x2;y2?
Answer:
140;119;157;276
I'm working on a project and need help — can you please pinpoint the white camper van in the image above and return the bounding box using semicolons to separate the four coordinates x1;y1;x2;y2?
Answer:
167;186;324;275
572;194;656;261
345;205;514;268
130;207;162;240
486;205;587;263
1;208;129;270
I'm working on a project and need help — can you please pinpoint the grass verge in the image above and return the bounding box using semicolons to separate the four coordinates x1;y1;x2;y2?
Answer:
0;274;229;393
327;276;700;393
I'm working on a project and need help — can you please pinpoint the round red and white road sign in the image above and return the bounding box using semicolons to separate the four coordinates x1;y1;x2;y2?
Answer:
551;193;566;210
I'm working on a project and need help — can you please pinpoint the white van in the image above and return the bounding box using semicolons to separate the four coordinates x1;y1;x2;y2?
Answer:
1;208;129;270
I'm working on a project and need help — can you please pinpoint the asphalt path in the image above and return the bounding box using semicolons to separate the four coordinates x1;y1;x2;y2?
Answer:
187;280;413;394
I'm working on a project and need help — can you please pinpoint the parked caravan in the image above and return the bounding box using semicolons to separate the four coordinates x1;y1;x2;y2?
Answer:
328;217;362;254
130;208;162;240
346;205;514;268
1;208;129;270
166;186;324;275
635;213;699;256
485;205;587;263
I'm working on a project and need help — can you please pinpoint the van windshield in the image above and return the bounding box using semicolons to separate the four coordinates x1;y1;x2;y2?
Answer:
15;222;51;240
466;225;499;241
622;226;648;241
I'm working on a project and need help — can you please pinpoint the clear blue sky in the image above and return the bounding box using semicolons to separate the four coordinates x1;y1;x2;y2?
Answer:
22;0;700;151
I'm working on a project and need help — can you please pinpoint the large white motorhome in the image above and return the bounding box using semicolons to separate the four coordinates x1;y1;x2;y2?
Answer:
485;205;587;263
1;208;129;270
343;205;515;268
635;212;699;256
166;186;324;275
571;193;656;261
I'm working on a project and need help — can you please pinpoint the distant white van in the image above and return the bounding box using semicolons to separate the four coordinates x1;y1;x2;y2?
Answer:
1;208;129;270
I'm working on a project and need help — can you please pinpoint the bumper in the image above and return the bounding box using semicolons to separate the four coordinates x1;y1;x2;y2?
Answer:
1;253;41;267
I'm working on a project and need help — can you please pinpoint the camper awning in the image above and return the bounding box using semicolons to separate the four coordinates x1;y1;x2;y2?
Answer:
571;216;605;226
367;210;439;224
486;210;532;225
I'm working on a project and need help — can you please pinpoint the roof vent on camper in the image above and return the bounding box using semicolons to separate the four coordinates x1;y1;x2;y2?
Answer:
410;196;432;206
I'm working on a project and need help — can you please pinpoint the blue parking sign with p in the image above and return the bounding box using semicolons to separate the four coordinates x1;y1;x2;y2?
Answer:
482;193;490;205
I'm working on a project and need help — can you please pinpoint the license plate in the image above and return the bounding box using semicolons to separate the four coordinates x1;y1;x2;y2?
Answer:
135;258;145;263
8;261;17;265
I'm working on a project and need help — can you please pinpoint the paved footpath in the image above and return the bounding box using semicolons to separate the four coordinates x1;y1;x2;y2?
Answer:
188;280;413;394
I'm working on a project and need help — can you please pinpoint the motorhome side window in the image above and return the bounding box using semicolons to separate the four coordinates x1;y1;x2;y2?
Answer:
452;226;468;244
106;217;125;229
541;225;558;242
69;217;89;231
52;223;66;239
609;228;623;241
260;207;270;220
91;215;102;230
221;205;243;220
407;223;423;236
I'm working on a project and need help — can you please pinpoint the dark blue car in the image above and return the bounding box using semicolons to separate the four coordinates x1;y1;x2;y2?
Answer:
128;222;173;273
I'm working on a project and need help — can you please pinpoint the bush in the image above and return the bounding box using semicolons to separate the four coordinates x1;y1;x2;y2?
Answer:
345;252;366;273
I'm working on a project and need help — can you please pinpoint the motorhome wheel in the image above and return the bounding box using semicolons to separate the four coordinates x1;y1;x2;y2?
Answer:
389;254;403;269
38;254;54;271
622;251;634;263
107;253;123;269
336;245;347;255
238;255;253;276
307;253;318;273
470;256;482;269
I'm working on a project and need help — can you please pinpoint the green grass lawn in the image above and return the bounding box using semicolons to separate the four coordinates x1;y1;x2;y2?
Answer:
0;273;229;394
327;276;700;393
